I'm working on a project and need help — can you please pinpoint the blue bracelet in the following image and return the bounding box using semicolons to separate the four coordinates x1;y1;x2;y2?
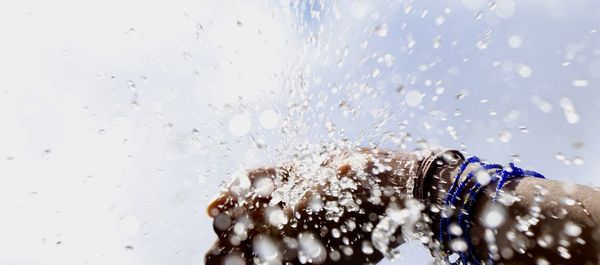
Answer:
439;156;481;244
440;156;545;265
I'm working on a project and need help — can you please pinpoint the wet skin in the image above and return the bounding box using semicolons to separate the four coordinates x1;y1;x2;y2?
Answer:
205;149;600;265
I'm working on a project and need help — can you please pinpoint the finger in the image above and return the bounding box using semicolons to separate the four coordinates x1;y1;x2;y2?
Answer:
207;167;279;216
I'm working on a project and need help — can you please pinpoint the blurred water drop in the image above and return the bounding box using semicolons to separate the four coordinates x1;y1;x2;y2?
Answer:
224;254;245;265
476;170;492;185
435;16;446;25
456;90;469;100
537;258;550;265
564;221;582;237
432;36;442;49
350;1;372;19
498;130;512;143
572;79;589;87
405;90;423;107
482;205;506;229
517;126;528;133
407;35;416;49
494;0;516;18
127;80;136;90
450;239;467;252
298;232;327;264
267;207;288;226
254;235;281;262
531;96;553;113
361;241;374;255
561;197;576;206
449;223;463;236
374;23;388;37
559;97;580;124
517;64;533;78
507;35;522;48
259;110;280;129
573;156;585;166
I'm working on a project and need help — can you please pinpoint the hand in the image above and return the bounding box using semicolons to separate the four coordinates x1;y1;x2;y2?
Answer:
204;149;425;265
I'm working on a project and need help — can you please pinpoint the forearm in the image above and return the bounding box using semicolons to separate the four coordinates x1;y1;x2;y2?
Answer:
471;177;600;264
422;151;600;264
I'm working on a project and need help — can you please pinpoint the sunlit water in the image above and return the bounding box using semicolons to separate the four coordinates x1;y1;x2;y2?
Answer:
0;0;599;264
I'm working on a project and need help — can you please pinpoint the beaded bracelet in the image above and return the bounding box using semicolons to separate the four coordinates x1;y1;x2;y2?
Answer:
439;156;545;264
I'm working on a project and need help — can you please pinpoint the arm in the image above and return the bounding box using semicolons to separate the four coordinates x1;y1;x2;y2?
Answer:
205;148;600;264
205;149;425;265
427;153;600;264
471;177;600;264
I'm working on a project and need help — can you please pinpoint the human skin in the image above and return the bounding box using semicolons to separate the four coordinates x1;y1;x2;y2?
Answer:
205;149;600;264
469;177;600;264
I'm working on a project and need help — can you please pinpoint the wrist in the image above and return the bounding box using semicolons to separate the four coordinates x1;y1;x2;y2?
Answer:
414;150;465;252
415;150;465;205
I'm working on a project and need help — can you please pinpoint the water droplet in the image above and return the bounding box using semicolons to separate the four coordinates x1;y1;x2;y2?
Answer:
350;1;372;19
309;197;323;213
572;79;589;87
456;90;469;100
565;221;582;237
214;213;232;231
517;64;533;78
433;35;442;49
254;177;274;197
482;205;506;229
507;35;522;48
573;156;584;166
224;254;245;265
494;0;516;18
329;250;341;261
374;23;388;37
558;246;571;259
298;232;327;264
435;16;446;25
561;197;576;206
449;223;463;236
450;239;468;252
331;228;341;238
476;170;492;185
127;80;136;90
407;35;416;49
267;207;288;226
254;235;281;262
361;241;374;255
405;90;423;107
259;110;280;129
498;130;512;143
229;171;251;198
536;257;550;265
531;96;553;113
519;126;529;133
559;97;580;124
